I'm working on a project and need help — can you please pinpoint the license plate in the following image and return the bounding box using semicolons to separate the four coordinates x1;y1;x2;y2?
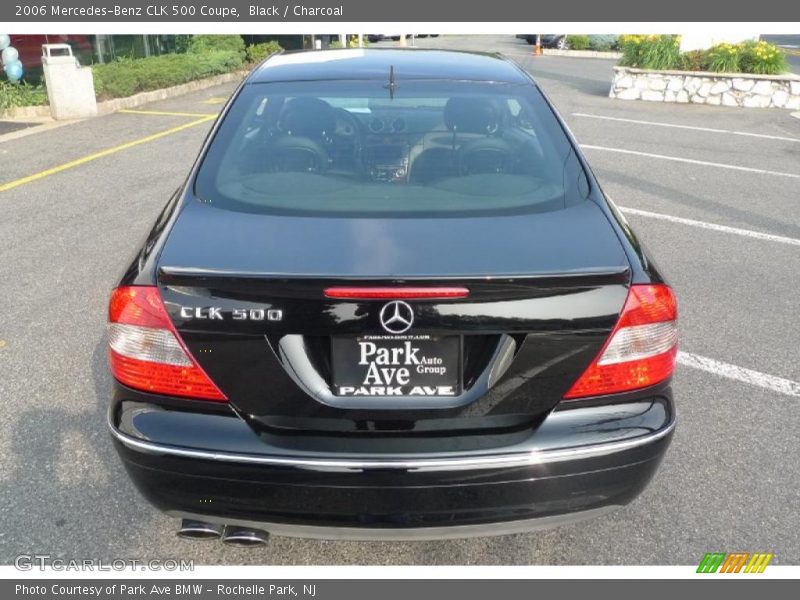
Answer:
331;335;461;397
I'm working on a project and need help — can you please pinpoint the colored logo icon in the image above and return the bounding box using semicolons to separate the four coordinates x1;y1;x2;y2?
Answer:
697;552;773;573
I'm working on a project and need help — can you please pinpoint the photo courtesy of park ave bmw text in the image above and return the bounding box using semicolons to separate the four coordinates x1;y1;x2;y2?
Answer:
0;0;799;592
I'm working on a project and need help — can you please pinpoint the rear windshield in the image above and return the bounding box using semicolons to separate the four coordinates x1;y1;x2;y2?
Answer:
194;78;588;217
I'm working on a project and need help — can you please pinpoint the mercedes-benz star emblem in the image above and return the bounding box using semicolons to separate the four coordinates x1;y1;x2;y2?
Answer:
379;300;414;334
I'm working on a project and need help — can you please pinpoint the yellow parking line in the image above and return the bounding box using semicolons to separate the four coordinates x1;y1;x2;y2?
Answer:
202;97;228;105
0;115;215;193
119;108;218;118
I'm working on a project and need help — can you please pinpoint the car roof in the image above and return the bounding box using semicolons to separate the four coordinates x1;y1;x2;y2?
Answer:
248;48;530;85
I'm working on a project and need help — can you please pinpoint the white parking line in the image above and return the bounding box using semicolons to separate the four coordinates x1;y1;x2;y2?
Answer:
573;113;800;144
581;144;800;179
678;351;800;397
618;207;800;247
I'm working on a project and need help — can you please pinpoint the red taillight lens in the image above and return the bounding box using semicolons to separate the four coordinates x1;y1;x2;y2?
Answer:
564;284;678;399
107;286;227;401
324;287;469;300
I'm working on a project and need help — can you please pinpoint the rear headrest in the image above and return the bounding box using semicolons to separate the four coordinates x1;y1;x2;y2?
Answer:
444;97;499;134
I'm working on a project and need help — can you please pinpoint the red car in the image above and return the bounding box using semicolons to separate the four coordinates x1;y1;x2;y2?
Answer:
9;34;93;71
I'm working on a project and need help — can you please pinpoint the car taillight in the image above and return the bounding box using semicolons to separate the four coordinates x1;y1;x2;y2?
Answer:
107;286;227;401
563;284;677;399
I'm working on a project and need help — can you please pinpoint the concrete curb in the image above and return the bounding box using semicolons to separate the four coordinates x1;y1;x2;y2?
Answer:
0;69;248;121
0;105;51;120
543;49;622;59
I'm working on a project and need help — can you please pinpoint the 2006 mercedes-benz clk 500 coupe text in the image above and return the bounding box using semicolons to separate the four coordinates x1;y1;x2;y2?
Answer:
107;49;678;544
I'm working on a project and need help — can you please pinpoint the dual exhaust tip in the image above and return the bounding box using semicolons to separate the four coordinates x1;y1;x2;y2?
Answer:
177;519;269;547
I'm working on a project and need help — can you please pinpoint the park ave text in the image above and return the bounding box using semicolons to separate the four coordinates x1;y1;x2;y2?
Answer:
15;4;344;18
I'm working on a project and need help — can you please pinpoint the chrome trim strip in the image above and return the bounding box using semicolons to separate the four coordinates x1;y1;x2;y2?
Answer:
158;265;631;281
170;506;622;540
108;414;674;473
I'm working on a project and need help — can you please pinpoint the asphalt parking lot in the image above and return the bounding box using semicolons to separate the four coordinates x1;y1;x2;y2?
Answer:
0;35;798;565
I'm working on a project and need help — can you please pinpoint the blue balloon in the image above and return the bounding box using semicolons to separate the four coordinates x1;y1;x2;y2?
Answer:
0;35;9;51
2;46;18;65
4;60;23;82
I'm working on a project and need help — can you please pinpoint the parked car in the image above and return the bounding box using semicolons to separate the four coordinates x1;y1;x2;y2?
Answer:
8;34;93;81
107;48;677;544
516;34;569;49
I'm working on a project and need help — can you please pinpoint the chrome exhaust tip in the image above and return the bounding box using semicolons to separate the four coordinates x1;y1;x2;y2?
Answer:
221;525;269;547
177;519;223;540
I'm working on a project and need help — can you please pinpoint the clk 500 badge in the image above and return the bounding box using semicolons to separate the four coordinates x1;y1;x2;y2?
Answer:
179;307;283;321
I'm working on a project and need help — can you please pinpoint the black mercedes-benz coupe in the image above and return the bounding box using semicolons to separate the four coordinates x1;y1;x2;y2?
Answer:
107;48;677;544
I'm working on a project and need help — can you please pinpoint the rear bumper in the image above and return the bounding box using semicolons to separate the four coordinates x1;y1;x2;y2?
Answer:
173;506;621;541
109;390;674;539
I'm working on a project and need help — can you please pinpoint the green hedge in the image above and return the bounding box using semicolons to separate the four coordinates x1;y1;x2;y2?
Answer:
0;81;48;111
93;50;244;100
188;35;246;60
560;34;619;52
566;35;591;50
5;35;285;108
588;35;619;51
245;41;283;64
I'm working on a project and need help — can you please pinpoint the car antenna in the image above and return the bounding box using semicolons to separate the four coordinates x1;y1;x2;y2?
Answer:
386;65;397;99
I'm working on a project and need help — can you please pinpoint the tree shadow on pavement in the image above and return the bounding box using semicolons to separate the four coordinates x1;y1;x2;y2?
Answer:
0;336;634;566
0;338;157;562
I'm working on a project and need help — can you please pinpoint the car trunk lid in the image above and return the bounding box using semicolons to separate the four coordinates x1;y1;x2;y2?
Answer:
155;199;631;449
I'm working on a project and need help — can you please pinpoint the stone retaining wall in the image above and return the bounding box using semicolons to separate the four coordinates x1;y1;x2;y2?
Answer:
609;66;800;109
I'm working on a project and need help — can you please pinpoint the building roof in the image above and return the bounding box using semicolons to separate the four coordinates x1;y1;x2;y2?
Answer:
248;48;530;84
